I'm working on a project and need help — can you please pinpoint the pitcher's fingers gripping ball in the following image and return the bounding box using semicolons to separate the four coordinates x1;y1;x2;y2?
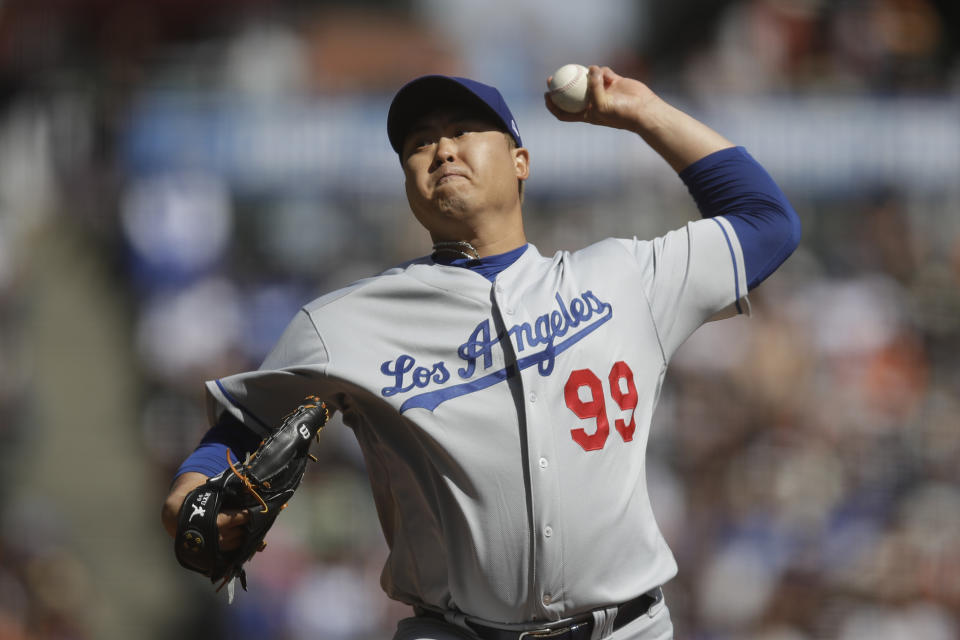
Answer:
175;396;329;597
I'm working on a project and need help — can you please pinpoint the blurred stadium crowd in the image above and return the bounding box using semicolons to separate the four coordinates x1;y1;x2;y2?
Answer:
1;0;959;639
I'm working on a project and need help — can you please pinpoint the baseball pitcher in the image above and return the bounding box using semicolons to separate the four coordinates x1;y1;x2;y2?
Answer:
162;65;801;640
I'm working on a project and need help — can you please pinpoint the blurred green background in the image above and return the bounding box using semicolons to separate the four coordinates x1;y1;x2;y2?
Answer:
1;1;959;639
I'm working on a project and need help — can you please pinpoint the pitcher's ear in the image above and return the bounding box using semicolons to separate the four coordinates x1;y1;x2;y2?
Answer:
513;147;530;181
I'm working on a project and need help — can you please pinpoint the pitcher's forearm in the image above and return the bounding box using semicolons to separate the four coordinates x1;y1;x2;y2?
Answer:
629;95;734;173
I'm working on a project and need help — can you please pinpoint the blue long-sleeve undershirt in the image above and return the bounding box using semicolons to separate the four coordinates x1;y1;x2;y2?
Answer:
679;146;801;290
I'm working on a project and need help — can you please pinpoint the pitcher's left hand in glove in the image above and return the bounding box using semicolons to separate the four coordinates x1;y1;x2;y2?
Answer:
174;396;329;594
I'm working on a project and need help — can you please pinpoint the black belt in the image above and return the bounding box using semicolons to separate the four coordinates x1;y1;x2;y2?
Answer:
418;587;663;640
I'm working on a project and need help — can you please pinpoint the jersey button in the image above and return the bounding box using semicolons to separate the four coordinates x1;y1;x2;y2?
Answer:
544;525;553;538
539;457;548;469
528;392;537;403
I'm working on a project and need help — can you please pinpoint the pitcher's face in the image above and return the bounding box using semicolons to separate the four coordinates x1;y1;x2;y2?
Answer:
401;110;528;233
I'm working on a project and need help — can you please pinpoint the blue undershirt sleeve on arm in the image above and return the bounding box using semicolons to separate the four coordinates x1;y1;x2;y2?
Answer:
679;146;801;290
174;414;263;479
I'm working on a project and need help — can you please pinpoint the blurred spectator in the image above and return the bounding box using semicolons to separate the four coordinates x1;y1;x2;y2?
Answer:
120;172;233;291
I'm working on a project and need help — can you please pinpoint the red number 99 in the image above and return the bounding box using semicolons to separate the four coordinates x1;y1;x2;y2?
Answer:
564;361;638;452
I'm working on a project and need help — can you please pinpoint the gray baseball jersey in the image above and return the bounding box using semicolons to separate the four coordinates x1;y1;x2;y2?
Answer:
205;217;747;624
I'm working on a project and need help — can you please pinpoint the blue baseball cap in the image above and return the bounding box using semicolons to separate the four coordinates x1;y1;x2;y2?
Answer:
387;75;522;155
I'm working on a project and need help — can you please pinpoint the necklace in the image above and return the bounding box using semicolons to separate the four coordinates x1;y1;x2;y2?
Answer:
432;241;480;261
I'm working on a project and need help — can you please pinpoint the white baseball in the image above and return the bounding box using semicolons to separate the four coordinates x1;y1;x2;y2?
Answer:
548;64;589;113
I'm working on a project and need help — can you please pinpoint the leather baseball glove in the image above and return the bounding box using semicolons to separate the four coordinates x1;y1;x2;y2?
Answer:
174;396;329;596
